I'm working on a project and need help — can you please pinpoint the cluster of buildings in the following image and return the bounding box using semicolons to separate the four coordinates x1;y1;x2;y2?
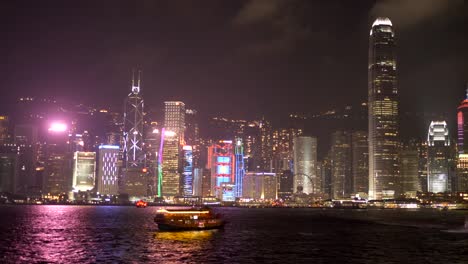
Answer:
1;18;467;206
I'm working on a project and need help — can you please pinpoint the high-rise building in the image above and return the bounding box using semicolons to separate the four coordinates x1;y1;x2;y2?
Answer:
164;101;185;142
399;144;420;196
97;145;120;196
278;170;293;200
123;72;145;168
208;140;234;199
259;118;273;171
72;151;96;193
122;73;148;199
234;137;245;198
0;146;17;193
351;131;368;195
330;131;352;199
242;172;277;200
0;115;9;144
293;136;317;194
185;109;200;167
182;145;193;196
192;168;203;197
457;86;468;192
427;121;451;193
368;17;399;200
159;129;180;198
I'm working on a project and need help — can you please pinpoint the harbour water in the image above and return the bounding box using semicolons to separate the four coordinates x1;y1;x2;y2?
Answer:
0;205;467;263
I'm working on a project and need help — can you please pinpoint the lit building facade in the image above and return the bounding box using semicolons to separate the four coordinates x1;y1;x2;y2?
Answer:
427;121;451;193
159;130;180;198
242;172;277;200
209;140;234;199
164;101;185;142
399;142;421;196
72;151;96;193
123;72;145;168
234;137;245;198
293;136;317;194
368;17;399;199
97;145;120;195
182;145;193;196
457;87;468;191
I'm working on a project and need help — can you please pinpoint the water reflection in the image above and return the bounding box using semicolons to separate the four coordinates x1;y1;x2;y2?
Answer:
154;230;218;242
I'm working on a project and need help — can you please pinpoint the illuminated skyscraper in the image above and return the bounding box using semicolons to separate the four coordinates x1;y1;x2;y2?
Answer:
0;115;9;143
293;136;317;194
97;145;120;195
399;143;420;196
159;130;180;198
242;172;277;200
457;87;468;191
182;145;193;196
427;121;451;193
234;137;245;198
209;140;234;199
368;17;399;199
123;72;145;168
164;101;185;142
72;151;96;193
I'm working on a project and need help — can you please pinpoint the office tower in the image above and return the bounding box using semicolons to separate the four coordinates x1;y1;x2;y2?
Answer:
182;145;193;196
330;131;352;199
72;151;96;193
164;101;185;142
399;143;420;197
0;145;17;193
259;118;273;171
427;121;451;193
159;130;180;198
144;123;160;197
351;131;368;194
192;168;203;196
97;145;120;195
243;121;261;172
0;115;9;143
272;128;302;174
242;172;277;200
208;140;234;199
185;109;200;168
234;137;245;198
278;170;293;200
44;121;72;196
368;17;399;200
457;86;468;191
123;72;145;168
293;136;317;194
320;156;332;199
14;124;38;195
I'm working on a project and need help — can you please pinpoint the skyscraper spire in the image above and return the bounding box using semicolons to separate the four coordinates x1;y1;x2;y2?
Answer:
131;69;140;94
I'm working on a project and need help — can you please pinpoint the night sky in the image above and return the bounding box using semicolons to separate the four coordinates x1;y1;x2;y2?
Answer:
1;0;466;127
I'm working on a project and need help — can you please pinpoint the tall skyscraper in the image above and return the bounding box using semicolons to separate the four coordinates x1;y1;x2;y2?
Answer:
351;131;368;195
182;145;193;196
234;137;245;198
242;172;277;200
159;129;180;198
427;121;451;193
122;72;147;199
208;140;234;199
457;86;468;192
399;143;420;196
368;17;399;200
164;101;185;142
293;136;317;194
123;72;145;168
330;131;352;199
97;145;120;196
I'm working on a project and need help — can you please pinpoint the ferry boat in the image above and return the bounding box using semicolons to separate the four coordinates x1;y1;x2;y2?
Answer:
135;200;148;208
154;207;225;231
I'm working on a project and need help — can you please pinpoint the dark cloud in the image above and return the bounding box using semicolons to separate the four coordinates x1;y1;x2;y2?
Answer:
371;0;464;28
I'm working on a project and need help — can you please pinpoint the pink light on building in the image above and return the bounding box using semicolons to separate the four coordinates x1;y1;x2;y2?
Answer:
48;122;67;132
